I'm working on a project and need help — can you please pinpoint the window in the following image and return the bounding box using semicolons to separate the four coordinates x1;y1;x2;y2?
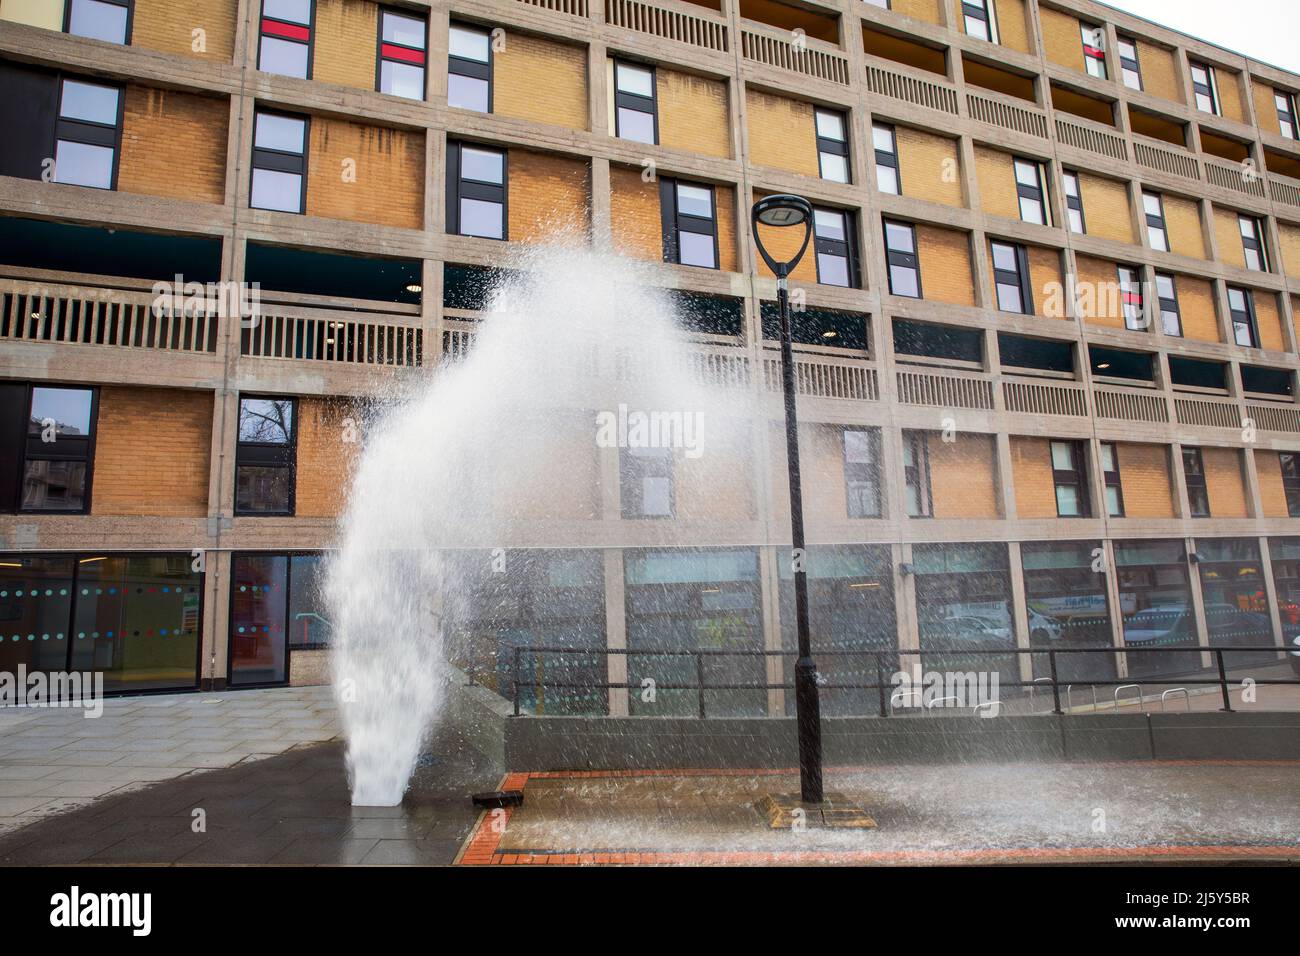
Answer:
613;60;656;144
872;122;898;194
903;431;931;517
1154;273;1182;336
1190;61;1218;114
1062;170;1086;234
813;207;857;287
258;0;313;79
1117;36;1141;90
0;384;97;514
962;0;998;43
230;552;332;686
863;0;889;7
1182;447;1209;517
54;78;121;189
1100;442;1124;517
1118;266;1145;331
1280;453;1300;516
883;219;920;297
1080;24;1107;80
1238;214;1268;271
377;8;426;100
235;397;296;515
448;22;491;112
620;446;673;518
1276;90;1298;140
1051;440;1090;517
250;111;307;214
990;241;1032;314
1013;158;1049;225
447;141;506;239
1227;286;1258;347
1142;191;1168;251
843;429;880;518
815;108;850;184
67;0;132;44
661;179;718;269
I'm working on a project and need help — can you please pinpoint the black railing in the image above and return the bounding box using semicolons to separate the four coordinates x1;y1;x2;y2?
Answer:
507;644;1299;718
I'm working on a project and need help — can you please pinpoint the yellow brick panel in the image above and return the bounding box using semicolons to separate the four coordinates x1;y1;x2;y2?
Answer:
1139;42;1182;104
507;412;601;520
91;387;211;517
658;69;730;159
1079;174;1135;244
1279;223;1300;279
897;127;962;207
132;0;236;62
1075;255;1123;329
1212;208;1246;269
974;146;1018;220
1162;195;1205;259
1253;81;1280;135
746;89;819;177
311;0;378;90
496;32;588;131
1216;70;1246;124
1040;6;1083;71
916;225;974;306
1177;275;1221;343
994;0;1031;54
295;398;361;518
1116;443;1174;518
678;424;754;521
507;149;590;244
715;184;738;273
0;0;63;30
118;86;228;204
1255;450;1289;518
1028;246;1063;318
889;0;941;25
928;433;999;519
305;118;423;230
1254;292;1285;352
1009;436;1056;518
609;164;662;262
1202;446;1247;518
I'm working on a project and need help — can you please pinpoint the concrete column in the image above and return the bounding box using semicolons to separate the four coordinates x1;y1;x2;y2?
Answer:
1007;541;1033;685
603;548;628;717
759;545;785;716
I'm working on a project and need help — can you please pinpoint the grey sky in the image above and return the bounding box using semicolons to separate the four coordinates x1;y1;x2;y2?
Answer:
1100;0;1300;73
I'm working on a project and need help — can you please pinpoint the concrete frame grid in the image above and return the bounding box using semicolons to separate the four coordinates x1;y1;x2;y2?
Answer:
0;0;1298;700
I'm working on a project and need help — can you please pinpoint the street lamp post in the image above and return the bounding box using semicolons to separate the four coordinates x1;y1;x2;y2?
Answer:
752;194;823;805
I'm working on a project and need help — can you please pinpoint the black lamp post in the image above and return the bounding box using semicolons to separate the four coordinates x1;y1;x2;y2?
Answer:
752;194;823;805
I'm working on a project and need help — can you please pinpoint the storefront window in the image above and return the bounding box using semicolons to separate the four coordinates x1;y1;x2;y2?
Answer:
1195;537;1275;669
1268;538;1300;655
1115;539;1200;677
0;555;76;675
230;554;288;685
1022;541;1117;683
778;545;896;716
287;554;333;648
913;544;1019;690
625;549;763;717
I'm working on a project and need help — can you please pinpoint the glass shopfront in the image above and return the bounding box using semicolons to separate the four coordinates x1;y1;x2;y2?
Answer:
625;548;764;717
1115;539;1200;677
1021;541;1117;683
229;552;337;686
0;553;202;693
1195;537;1276;669
913;544;1019;689
1268;538;1300;664
778;545;896;716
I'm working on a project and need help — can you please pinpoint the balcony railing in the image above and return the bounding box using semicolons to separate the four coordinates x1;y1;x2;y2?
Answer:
606;0;729;54
1055;116;1128;161
1002;378;1088;417
967;90;1049;139
1133;136;1201;180
741;24;849;85
1174;395;1242;429
1245;402;1300;434
1268;172;1300;208
242;303;423;367
896;368;994;410
1205;159;1266;198
519;0;590;17
1093;384;1169;423
763;350;877;401
865;62;958;114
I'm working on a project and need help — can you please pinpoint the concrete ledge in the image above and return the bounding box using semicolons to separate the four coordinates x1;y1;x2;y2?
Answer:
501;712;1300;771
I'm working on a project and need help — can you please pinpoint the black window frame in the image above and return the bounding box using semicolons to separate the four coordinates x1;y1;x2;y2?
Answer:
872;121;899;194
842;427;881;519
54;75;124;191
1118;265;1145;331
962;0;997;43
448;20;493;113
1238;214;1268;272
903;430;932;518
375;6;428;101
613;58;658;145
1100;441;1124;517
1154;272;1182;336
1;383;99;516
1013;157;1049;226
1182;446;1210;517
250;108;309;215
64;0;134;45
1190;60;1218;115
1117;35;1142;90
1275;89;1298;140
1227;285;1259;348
234;395;298;517
990;240;1033;314
619;445;675;519
1142;190;1168;252
1279;452;1300;516
257;0;315;80
813;206;859;288
883;218;921;298
446;139;508;240
1051;439;1091;518
660;177;719;270
1080;23;1107;80
1062;169;1086;234
814;107;850;184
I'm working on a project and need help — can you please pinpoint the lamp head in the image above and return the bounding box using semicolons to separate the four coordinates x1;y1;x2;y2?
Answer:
752;194;814;278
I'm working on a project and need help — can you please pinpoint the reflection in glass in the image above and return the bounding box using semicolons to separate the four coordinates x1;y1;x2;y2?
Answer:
230;554;288;685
